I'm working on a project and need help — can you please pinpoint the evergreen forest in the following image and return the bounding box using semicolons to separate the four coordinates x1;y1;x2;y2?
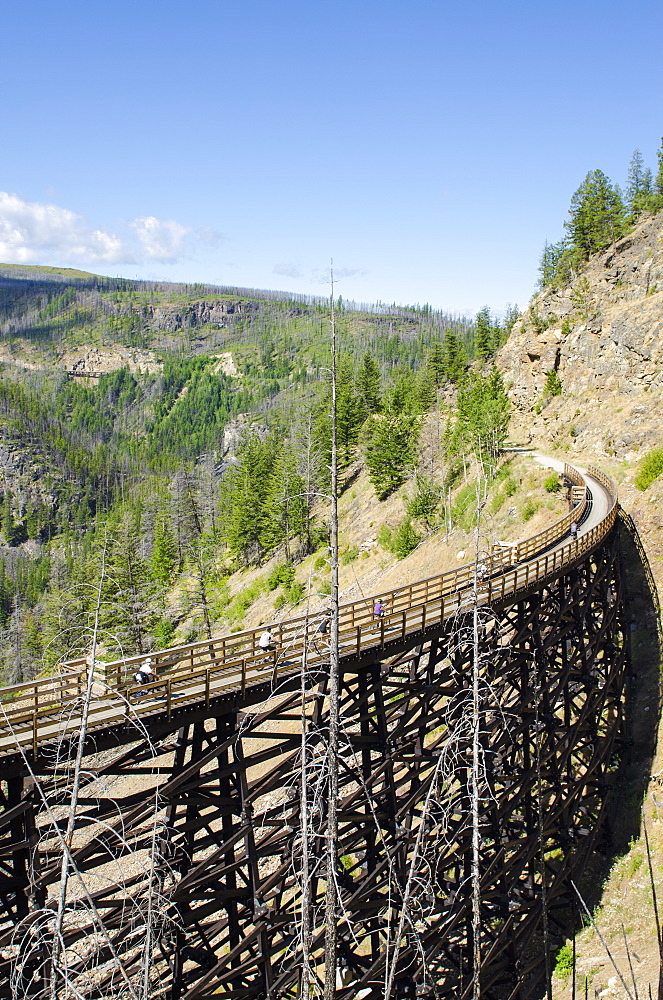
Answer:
0;267;514;683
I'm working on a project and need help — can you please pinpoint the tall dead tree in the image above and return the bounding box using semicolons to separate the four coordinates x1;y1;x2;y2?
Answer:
471;478;485;1000
323;263;340;1000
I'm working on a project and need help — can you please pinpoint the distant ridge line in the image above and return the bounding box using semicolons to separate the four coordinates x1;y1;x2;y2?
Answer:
0;263;472;325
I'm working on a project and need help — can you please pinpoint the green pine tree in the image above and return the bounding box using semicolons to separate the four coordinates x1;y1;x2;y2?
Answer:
474;306;493;361
656;137;663;196
441;329;467;383
336;354;365;463
356;353;382;413
101;508;158;656
411;365;437;413
151;513;178;585
566;169;626;259
425;340;446;387
363;414;420;499
223;433;276;563
261;450;307;558
385;366;417;415
453;366;510;470
626;149;652;221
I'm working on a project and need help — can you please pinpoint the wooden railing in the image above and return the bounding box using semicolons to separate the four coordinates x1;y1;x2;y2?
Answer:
489;462;587;566
0;465;617;754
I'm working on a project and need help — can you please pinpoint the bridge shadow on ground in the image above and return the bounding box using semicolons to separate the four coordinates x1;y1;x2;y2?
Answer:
572;514;661;952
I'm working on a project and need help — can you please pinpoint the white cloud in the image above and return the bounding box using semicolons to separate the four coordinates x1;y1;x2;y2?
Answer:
273;263;303;278
0;192;220;269
129;216;190;262
0;192;135;264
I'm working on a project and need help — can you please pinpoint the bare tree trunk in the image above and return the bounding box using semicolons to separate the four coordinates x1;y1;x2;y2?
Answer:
50;538;108;999
300;594;312;999
192;543;213;640
323;265;340;1000
471;498;482;1000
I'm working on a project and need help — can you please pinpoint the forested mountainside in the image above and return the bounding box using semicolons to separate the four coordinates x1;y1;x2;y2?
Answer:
0;265;518;683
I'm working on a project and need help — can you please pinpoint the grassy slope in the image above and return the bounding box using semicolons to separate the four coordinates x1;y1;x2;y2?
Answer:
181;436;569;644
0;263;100;280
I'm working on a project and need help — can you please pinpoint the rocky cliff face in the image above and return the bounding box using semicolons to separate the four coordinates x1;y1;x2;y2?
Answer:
498;213;663;459
146;299;258;332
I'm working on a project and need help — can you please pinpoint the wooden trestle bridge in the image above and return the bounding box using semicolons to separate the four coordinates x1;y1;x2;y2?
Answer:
0;462;630;999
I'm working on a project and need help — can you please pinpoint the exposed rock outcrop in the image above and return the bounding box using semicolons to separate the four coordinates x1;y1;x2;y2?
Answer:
146;299;258;332
498;213;663;458
58;345;162;377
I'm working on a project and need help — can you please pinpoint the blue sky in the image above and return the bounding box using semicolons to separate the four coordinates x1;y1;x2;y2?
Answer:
2;0;662;317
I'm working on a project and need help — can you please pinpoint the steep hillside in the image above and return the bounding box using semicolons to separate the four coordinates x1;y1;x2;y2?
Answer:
497;213;663;998
187;444;570;645
0;264;519;684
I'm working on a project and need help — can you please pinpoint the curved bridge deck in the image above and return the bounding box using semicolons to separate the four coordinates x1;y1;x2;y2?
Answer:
0;461;628;1000
0;464;615;760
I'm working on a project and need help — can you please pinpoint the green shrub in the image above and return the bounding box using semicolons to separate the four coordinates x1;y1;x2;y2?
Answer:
452;480;478;530
635;446;663;491
267;563;295;591
274;593;287;610
313;554;327;570
377;519;420;559
152;617;176;648
406;476;441;522
544;472;560;493
377;524;393;550
521;498;540;522
623;850;643;877
488;490;505;515
286;580;305;605
443;462;463;490
390;517;421;559
340;545;359;565
226;578;263;625
503;476;517;497
554;943;574;979
544;370;562;397
213;582;231;614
